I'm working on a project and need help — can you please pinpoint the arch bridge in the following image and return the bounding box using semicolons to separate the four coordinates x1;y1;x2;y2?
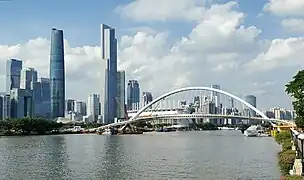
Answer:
98;86;293;129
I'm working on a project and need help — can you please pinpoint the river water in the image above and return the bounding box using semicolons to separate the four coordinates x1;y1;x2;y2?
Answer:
0;131;281;180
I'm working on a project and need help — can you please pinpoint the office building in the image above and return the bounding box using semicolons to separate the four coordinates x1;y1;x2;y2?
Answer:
0;94;11;120
74;101;86;116
6;59;22;93
87;94;100;122
127;80;140;110
10;88;34;118
210;84;221;113
143;92;153;106
244;95;257;117
116;71;125;119
50;28;65;119
65;99;75;113
100;24;118;124
20;68;38;90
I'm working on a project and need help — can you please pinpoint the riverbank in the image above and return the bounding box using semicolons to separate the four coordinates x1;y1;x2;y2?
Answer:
274;131;303;180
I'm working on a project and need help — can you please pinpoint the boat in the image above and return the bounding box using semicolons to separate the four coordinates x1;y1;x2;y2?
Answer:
244;125;259;137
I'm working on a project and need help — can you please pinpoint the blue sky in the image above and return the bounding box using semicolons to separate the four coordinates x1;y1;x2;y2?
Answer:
0;0;303;109
0;0;289;46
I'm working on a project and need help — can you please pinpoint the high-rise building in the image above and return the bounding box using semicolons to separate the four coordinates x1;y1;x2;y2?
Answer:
244;95;257;117
143;92;153;106
6;59;22;93
0;94;11;120
74;101;86;116
210;85;220;114
10;88;34;118
20;68;38;90
127;80;140;110
87;94;100;122
0;96;3;120
65;99;75;112
50;28;65;119
116;71;125;119
100;24;118;124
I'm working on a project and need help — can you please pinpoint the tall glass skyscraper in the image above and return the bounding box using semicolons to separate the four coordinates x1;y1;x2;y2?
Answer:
116;71;125;119
127;80;140;110
100;24;117;124
244;95;257;117
6;59;22;93
50;28;65;118
20;68;38;90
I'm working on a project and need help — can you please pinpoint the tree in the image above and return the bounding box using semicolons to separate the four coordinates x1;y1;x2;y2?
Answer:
285;70;304;128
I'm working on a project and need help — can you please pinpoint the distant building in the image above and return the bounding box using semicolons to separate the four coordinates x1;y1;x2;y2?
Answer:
116;71;125;119
100;24;118;124
10;88;34;118
50;28;65;119
87;94;100;122
0;94;11;120
65;99;75;112
127;80;140;110
6;59;22;93
20;68;38;90
244;95;257;117
74;101;86;116
143;92;153;106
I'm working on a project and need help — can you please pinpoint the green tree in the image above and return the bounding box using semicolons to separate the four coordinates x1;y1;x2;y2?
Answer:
285;70;304;128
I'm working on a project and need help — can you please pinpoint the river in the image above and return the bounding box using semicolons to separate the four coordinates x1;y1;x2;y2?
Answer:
0;131;281;180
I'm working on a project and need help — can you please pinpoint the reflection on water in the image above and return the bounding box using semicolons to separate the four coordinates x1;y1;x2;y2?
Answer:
0;131;281;180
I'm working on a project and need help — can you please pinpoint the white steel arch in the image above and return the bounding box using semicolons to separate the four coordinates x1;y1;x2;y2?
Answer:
129;86;268;121
99;86;269;129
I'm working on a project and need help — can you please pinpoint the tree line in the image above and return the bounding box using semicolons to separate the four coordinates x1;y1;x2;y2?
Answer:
0;118;63;135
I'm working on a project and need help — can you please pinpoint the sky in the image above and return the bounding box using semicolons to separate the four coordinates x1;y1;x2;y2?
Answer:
0;0;303;110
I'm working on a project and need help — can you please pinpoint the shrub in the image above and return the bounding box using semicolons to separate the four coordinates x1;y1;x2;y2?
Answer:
278;149;296;175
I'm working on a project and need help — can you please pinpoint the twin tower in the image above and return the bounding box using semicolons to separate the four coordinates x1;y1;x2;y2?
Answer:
50;24;117;124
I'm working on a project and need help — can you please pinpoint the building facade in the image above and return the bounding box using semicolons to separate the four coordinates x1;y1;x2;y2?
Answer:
20;68;38;90
127;80;140;110
10;88;34;118
143;92;153;106
244;95;257;117
100;24;118;124
50;28;65;119
0;94;11;120
87;94;100;122
116;71;125;119
6;59;22;93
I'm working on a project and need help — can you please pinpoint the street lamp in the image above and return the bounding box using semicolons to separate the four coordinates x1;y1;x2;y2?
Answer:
298;134;304;175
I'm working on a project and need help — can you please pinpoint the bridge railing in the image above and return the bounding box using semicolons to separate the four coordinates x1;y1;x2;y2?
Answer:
290;128;304;175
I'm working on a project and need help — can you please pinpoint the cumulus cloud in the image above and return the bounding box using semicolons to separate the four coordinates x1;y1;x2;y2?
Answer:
281;18;304;33
0;1;303;109
117;0;213;22
264;0;304;16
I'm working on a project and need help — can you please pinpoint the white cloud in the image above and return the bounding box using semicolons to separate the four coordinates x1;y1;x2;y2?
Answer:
0;1;303;109
281;18;304;32
264;0;304;16
117;0;213;22
0;38;102;99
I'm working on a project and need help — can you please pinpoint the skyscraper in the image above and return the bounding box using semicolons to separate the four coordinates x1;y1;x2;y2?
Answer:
143;92;153;106
87;94;100;122
116;71;125;119
244;95;257;117
6;59;22;93
127;80;140;110
100;24;118;124
210;84;220;113
20;68;38;90
50;28;65;119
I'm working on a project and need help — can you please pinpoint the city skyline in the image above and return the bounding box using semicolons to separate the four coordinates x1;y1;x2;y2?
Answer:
0;0;303;109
